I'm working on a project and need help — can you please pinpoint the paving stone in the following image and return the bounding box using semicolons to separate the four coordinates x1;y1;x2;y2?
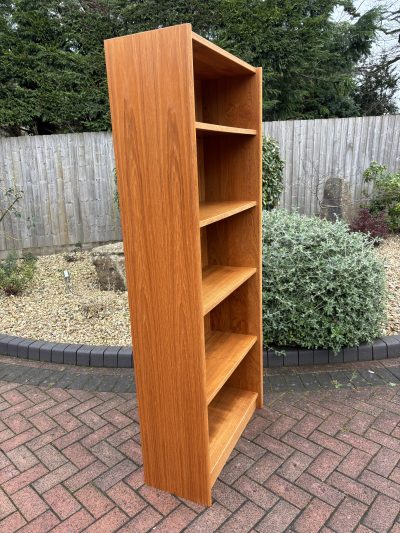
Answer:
314;349;329;365
90;346;107;367
39;342;55;363
293;498;334;533
358;343;373;361
76;345;91;366
255;500;299;532
368;447;400;477
75;484;114;518
51;343;70;364
0;355;400;532
373;339;388;360
63;344;82;366
118;347;133;368
298;349;314;366
299;374;321;390
363;494;400;532
328;496;367;532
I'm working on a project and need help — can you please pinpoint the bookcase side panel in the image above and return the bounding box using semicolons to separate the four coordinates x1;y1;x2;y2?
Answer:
105;25;210;503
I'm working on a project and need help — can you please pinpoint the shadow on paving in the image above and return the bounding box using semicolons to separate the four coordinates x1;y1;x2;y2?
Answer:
0;355;400;398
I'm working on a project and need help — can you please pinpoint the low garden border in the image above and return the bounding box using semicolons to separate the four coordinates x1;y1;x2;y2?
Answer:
0;334;132;368
1;333;400;369
266;336;400;367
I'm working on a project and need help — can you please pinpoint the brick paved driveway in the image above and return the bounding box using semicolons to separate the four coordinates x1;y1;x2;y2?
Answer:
0;360;399;531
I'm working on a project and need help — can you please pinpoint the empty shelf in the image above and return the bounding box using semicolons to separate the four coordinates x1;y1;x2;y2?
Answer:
199;201;256;227
202;265;256;315
209;387;257;485
206;331;257;404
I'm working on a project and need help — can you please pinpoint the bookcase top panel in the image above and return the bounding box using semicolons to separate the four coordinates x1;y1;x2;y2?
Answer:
192;31;256;79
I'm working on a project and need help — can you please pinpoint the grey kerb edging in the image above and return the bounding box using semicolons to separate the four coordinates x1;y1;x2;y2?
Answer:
1;333;400;369
266;335;400;368
0;334;132;368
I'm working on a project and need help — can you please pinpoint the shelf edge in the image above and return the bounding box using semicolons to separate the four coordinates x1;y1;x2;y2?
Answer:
209;389;257;485
199;201;257;228
195;122;257;136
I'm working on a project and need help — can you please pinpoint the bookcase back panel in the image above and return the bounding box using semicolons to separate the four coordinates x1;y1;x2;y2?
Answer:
205;211;259;268
226;343;262;394
209;278;261;392
196;76;258;129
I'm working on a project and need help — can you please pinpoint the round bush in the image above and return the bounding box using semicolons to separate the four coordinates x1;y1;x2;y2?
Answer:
263;210;387;353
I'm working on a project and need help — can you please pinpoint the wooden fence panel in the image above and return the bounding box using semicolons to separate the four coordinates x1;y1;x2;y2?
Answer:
0;132;121;255
0;115;399;254
264;115;400;215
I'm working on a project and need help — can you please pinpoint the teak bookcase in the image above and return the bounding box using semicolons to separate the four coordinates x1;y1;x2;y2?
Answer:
105;23;262;506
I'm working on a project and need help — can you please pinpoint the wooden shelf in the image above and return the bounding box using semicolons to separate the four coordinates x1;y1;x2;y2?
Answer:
209;387;257;485
202;265;256;315
206;331;257;404
199;201;256;227
196;122;257;136
192;31;256;79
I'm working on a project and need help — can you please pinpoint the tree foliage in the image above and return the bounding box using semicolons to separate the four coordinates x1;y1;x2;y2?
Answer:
0;0;385;135
262;136;284;210
354;58;398;116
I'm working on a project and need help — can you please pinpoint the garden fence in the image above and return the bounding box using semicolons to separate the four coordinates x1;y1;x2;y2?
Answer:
0;132;120;257
0;115;399;255
264;114;400;215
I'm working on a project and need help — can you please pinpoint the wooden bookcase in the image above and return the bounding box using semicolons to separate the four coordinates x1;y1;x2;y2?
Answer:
105;23;262;506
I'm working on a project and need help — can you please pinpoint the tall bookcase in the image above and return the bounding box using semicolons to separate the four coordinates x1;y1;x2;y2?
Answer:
105;23;262;506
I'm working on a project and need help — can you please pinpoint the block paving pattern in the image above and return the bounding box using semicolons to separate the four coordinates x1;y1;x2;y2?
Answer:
0;375;400;530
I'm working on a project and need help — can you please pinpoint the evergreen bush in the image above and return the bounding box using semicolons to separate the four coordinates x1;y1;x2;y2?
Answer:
263;210;387;353
262;136;284;210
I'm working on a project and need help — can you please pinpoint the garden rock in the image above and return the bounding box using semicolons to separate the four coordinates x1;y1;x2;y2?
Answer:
91;242;127;291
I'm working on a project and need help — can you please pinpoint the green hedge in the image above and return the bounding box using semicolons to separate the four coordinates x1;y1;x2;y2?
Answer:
262;136;284;210
263;210;387;353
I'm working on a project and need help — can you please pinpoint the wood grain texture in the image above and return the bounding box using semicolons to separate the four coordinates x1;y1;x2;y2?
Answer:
205;331;257;404
209;387;257;484
105;23;262;505
192;31;256;79
199;201;256;227
203;68;263;407
199;76;259;129
202;265;256;315
105;24;210;505
196;122;256;136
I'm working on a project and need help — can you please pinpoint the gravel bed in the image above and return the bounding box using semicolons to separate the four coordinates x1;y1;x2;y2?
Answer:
376;235;400;336
0;236;399;345
0;251;131;346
